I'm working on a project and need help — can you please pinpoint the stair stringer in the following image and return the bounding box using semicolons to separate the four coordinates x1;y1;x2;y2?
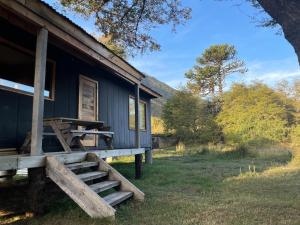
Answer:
46;156;116;219
86;153;145;201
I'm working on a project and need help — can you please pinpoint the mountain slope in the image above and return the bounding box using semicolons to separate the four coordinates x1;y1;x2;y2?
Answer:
142;75;177;117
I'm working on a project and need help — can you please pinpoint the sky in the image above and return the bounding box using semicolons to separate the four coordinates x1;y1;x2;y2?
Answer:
45;0;300;90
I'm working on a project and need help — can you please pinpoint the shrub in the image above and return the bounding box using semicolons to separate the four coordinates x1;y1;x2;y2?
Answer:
290;125;300;147
151;116;166;134
217;83;292;145
162;90;221;143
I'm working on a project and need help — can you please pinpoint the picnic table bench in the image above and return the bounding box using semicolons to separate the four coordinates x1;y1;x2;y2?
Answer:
21;117;114;153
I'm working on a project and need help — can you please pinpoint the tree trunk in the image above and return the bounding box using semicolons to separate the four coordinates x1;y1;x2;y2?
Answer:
257;0;300;64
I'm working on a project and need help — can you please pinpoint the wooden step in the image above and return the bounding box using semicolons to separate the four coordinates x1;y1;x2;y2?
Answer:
66;161;98;170
46;156;115;218
103;191;133;207
90;180;120;193
77;171;108;182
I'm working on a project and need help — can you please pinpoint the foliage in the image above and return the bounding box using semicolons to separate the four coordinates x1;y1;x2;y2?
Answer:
59;0;191;54
98;35;127;59
290;125;300;147
217;83;293;145
247;0;281;30
185;44;247;97
162;90;220;143
151;116;165;135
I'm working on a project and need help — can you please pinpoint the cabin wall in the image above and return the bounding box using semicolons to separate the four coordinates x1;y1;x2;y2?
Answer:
0;18;152;150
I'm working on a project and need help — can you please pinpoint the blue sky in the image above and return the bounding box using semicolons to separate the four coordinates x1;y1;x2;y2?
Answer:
45;0;300;89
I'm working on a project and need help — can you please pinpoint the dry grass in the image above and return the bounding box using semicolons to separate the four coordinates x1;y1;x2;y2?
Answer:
5;146;300;225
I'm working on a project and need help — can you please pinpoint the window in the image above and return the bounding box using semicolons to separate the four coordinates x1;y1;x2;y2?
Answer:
129;96;147;130
139;101;146;130
0;41;55;99
129;97;135;129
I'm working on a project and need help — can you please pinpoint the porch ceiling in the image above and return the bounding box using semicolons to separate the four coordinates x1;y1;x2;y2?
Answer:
0;0;143;84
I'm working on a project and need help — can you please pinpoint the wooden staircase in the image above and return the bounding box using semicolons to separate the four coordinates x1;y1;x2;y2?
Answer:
45;153;144;219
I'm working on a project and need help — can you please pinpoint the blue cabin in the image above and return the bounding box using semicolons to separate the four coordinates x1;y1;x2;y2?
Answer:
0;1;161;218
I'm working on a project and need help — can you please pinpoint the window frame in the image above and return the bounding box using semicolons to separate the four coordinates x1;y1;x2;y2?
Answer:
128;95;147;131
0;37;56;101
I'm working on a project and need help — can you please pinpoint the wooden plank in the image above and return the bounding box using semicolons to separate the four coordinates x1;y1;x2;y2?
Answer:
78;171;108;182
90;180;120;193
71;130;114;135
44;117;104;128
87;153;145;201
31;27;48;156
48;120;72;153
0;148;145;171
46;156;115;218
103;192;133;207
66;161;98;170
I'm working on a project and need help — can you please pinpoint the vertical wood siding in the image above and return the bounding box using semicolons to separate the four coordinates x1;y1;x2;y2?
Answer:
0;18;152;150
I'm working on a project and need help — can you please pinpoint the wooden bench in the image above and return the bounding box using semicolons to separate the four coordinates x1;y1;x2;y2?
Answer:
70;130;114;149
21;118;114;153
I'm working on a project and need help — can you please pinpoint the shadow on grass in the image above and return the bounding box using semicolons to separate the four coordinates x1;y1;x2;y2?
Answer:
4;147;299;225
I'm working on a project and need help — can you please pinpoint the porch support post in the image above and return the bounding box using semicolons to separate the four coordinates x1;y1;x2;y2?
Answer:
31;27;48;156
145;149;153;164
134;83;142;179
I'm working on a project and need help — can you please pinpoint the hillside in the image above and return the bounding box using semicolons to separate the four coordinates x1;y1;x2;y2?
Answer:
142;75;177;117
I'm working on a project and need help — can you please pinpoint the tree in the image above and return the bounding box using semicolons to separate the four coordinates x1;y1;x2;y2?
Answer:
185;44;247;97
254;1;300;65
276;79;291;97
217;82;293;145
162;90;220;143
98;35;127;59
59;0;191;54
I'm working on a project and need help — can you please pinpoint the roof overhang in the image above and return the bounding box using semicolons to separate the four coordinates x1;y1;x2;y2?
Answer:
140;84;161;98
0;0;157;90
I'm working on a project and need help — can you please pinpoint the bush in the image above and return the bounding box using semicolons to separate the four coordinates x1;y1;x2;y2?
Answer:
151;116;166;134
217;83;292;145
290;125;300;147
162;90;221;143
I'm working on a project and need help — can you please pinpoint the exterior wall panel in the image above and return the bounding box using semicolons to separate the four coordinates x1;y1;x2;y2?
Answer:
0;19;153;150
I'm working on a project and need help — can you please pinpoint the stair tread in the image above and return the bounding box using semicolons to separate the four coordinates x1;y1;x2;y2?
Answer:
66;161;98;170
103;191;133;206
77;171;108;181
90;180;120;193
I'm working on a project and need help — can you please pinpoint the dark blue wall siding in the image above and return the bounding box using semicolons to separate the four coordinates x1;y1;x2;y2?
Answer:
0;18;152;150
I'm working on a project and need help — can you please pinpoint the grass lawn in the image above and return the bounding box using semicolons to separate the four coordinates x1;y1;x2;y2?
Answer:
9;146;300;225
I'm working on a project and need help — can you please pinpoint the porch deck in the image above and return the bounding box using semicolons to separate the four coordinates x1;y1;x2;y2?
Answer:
0;148;145;171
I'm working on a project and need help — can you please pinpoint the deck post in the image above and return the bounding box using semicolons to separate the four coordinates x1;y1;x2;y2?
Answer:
28;167;47;215
31;27;48;156
134;84;142;179
145;149;153;164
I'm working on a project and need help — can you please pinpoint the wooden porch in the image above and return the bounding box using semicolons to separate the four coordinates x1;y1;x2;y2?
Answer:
0;0;157;219
0;148;146;172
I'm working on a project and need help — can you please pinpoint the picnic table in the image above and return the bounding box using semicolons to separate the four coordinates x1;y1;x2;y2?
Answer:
21;117;114;153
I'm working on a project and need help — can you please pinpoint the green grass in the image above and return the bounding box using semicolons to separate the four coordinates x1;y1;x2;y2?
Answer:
9;146;300;225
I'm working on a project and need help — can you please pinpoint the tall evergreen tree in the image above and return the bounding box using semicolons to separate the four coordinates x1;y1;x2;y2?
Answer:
185;44;247;98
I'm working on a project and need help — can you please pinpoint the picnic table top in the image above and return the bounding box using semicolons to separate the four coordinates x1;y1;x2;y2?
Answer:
43;117;105;127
